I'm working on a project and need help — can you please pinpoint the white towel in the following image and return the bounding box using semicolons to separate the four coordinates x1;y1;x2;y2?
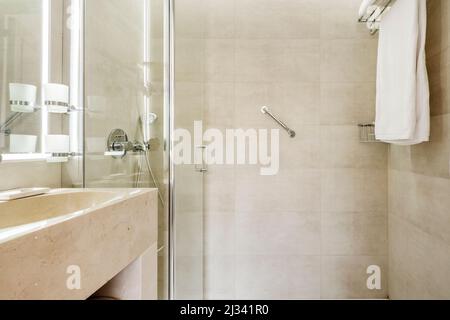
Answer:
375;0;430;145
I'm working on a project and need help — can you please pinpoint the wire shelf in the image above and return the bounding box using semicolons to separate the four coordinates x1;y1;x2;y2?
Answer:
358;123;380;143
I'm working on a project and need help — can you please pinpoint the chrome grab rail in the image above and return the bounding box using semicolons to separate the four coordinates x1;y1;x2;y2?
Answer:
261;106;296;138
0;113;23;135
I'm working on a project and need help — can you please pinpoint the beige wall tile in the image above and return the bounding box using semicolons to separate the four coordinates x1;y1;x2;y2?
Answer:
175;256;203;299
235;40;320;83
235;0;320;40
205;39;235;82
175;213;203;257
405;228;450;299
285;256;321;299
427;48;450;117
174;0;205;39
279;125;321;169
320;39;378;82
266;83;321;124
236;212;321;255
204;0;235;39
204;165;235;214
320;82;376;125
204;83;235;127
204;214;235;256
235;255;321;299
389;214;450;300
174;82;204;129
389;170;450;245
175;164;204;214
321;256;388;299
389;144;413;172
322;212;387;256
409;115;450;178
235;168;321;213
204;255;235;300
387;215;410;299
426;0;450;58
321;169;387;213
321;126;388;169
175;39;205;82
234;83;274;129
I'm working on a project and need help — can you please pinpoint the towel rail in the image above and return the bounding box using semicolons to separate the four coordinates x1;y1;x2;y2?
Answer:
261;106;296;138
358;0;396;34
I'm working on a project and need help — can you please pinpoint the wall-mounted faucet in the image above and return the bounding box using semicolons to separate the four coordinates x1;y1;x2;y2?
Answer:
105;128;159;159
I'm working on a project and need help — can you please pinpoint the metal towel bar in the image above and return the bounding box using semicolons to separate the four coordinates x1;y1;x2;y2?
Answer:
358;0;396;35
261;106;296;138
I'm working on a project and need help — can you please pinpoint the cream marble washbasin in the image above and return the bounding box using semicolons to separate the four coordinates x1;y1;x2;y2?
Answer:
0;188;158;300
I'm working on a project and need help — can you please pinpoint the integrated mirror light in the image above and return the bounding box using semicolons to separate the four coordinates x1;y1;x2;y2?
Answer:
5;0;51;163
69;0;83;154
142;0;151;142
0;0;82;164
41;0;50;153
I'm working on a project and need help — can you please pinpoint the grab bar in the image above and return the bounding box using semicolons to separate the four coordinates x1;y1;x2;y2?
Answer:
261;106;296;138
0;112;23;135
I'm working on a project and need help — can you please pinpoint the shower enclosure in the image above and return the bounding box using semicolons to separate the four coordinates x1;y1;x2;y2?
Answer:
65;0;387;300
0;0;390;300
171;0;387;300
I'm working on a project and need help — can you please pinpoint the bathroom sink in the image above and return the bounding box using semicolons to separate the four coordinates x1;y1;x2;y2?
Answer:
0;189;142;241
0;188;158;300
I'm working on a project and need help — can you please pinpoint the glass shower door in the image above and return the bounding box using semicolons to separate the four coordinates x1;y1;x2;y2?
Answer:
83;0;169;299
83;0;205;300
172;85;205;300
171;0;205;299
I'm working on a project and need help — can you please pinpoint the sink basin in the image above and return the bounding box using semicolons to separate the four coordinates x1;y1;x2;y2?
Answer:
1;190;121;228
0;189;141;242
0;189;151;243
0;188;158;299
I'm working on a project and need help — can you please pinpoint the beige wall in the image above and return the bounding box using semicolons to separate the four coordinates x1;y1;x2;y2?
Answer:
388;0;450;300
175;0;388;299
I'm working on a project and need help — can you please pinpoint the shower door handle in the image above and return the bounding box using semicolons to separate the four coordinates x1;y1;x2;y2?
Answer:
195;145;208;173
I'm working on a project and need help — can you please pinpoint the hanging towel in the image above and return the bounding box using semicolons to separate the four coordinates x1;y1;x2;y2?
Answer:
375;0;429;145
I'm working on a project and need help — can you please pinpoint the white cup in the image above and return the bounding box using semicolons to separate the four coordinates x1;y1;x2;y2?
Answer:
46;135;70;153
9;134;38;153
9;83;37;113
43;83;70;113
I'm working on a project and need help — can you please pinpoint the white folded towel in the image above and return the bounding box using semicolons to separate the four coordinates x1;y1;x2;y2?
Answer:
359;0;377;19
375;0;430;145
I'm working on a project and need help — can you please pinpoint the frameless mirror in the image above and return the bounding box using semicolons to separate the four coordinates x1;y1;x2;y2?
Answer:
0;0;68;163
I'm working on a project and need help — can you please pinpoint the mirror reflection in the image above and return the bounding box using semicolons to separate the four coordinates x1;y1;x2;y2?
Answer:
0;0;67;160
